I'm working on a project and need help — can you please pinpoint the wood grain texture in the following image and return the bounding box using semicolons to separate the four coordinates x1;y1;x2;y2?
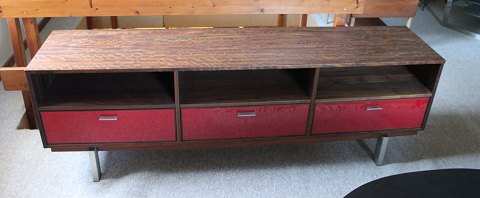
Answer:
306;68;320;135
7;18;27;67
179;70;310;107
0;67;28;91
22;18;41;58
26;72;48;146
8;18;36;129
353;0;419;18
301;14;308;27
2;17;51;68
110;16;118;29
277;14;286;27
0;0;364;18
27;27;445;73
334;14;349;27
415;64;443;130
316;66;432;102
34;72;175;111
174;71;182;142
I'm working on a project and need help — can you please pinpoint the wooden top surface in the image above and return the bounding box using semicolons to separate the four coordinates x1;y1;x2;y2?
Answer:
0;0;363;18
27;27;445;73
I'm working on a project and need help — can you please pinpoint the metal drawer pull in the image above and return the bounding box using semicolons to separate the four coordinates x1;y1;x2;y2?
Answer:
237;112;256;117
366;106;383;111
98;115;118;121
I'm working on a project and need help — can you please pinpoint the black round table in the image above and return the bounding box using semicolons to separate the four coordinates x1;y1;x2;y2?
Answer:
345;169;480;198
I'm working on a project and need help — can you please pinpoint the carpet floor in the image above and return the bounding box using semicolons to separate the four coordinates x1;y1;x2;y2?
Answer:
1;3;480;198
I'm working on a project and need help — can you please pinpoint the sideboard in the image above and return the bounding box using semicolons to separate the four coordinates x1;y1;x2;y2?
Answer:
24;26;444;181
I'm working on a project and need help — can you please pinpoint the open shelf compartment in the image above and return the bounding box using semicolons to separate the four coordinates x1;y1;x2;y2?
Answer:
316;65;439;102
30;72;175;110
179;69;313;107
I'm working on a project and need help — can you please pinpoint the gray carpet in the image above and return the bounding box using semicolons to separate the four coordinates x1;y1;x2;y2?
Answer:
1;4;480;198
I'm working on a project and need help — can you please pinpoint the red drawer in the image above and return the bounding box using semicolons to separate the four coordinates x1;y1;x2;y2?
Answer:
182;104;309;140
41;109;176;144
312;98;429;134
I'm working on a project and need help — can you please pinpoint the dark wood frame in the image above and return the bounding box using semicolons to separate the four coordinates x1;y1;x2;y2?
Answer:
1;0;421;129
49;129;419;152
24;27;445;152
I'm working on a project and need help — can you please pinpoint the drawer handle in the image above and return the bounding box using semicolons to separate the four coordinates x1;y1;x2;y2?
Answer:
98;115;118;121
366;106;383;111
237;112;256;117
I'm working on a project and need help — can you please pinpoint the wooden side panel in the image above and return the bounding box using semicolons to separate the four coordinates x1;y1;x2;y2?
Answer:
353;0;419;18
0;67;28;91
0;0;364;18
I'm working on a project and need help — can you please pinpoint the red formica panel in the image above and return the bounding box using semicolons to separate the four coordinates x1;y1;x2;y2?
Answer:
41;109;176;144
182;104;309;140
312;98;430;134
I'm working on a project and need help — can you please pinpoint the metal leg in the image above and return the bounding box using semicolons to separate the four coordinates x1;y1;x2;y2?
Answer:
349;17;356;27
89;148;101;182
373;136;389;166
442;0;454;24
406;17;413;28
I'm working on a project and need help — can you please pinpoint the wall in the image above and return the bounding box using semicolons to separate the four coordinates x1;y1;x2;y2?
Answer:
0;19;14;66
0;18;45;66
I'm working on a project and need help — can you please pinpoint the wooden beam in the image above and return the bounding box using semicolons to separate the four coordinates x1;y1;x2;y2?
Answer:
0;67;28;91
111;16;118;29
2;17;51;67
0;0;365;18
301;14;308;27
86;17;93;29
277;14;286;27
7;18;27;67
353;0;418;18
21;91;37;129
333;14;346;27
7;18;37;129
22;18;41;58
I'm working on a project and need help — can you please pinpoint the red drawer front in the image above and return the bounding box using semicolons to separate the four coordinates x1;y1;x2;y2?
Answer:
182;104;309;140
41;109;176;144
312;98;429;134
